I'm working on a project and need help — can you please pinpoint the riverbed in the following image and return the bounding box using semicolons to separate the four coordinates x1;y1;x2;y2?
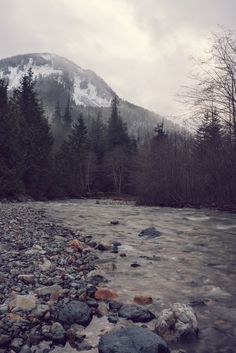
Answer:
32;199;236;353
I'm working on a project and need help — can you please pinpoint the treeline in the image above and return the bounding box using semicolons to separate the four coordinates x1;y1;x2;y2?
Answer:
0;73;136;200
0;30;236;209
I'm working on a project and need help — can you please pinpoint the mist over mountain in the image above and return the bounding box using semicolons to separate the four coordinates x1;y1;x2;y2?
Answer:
0;53;178;140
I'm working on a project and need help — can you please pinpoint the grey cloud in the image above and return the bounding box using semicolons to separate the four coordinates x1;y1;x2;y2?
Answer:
0;0;235;116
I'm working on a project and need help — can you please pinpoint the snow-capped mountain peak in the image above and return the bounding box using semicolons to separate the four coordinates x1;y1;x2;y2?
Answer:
0;53;114;107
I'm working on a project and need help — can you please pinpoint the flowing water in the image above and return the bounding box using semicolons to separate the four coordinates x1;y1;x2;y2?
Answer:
32;199;236;353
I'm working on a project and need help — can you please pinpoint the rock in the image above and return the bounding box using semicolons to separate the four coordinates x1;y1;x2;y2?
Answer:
18;274;35;284
109;301;123;311
33;304;50;318
9;294;37;312
67;239;84;251
55;300;92;328
36;284;62;297
120;253;127;257
39;258;52;272
133;295;153;305
130;262;141;268
138;227;161;238
155;303;198;341
19;346;32;353
98;302;109;317
95;288;119;301
98;326;170;353
96;242;111;251
110;221;119;225
11;338;24;350
119;304;155;323
0;334;11;347
51;322;66;344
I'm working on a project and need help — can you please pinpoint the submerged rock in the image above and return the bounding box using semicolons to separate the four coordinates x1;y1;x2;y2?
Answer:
98;326;170;353
155;303;198;341
54;300;92;329
138;227;161;238
95;288;119;301
119;304;155;322
133;295;153;305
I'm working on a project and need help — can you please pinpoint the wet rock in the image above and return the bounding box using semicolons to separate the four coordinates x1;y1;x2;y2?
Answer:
54;300;92;329
95;288;119;301
138;227;161;238
67;239;84;251
98;302;109;317
109;301;123;311
98;326;170;353
110;221;119;225
120;253;127;257
96;242;111;251
155;303;198;341
119;304;155;323
133;295;153;305
9;294;37;312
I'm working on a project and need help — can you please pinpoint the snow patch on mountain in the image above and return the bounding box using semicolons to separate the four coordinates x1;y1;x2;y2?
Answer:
0;57;63;91
73;75;111;107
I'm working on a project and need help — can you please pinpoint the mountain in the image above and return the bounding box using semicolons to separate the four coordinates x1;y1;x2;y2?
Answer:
0;53;178;140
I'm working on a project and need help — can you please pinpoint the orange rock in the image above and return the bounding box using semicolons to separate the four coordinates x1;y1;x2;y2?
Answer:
133;295;153;305
50;290;60;303
67;239;84;251
95;288;119;301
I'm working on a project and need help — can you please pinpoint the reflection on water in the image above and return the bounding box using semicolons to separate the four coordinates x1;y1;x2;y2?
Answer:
33;200;236;353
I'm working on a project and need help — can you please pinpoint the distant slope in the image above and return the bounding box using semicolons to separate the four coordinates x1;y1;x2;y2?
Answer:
0;53;179;140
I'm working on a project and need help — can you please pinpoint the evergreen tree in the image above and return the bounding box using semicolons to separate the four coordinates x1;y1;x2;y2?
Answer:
54;114;88;197
107;96;130;149
14;69;53;198
63;96;72;133
193;109;225;204
52;101;65;150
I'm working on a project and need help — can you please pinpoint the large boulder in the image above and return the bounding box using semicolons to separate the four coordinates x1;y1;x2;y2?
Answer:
154;303;198;341
54;301;92;329
119;304;155;323
98;326;170;353
138;227;161;238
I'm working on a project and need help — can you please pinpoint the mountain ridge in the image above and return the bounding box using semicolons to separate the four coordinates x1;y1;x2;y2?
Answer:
0;52;179;139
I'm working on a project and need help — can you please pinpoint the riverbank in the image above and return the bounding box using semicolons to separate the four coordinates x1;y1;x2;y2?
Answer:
0;203;173;353
1;201;236;353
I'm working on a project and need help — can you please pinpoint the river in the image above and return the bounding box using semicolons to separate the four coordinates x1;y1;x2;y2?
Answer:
32;199;236;353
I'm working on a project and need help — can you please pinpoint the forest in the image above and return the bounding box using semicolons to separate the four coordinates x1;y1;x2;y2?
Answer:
0;31;235;210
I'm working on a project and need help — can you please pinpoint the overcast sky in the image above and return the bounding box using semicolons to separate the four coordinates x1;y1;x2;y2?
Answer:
1;0;236;117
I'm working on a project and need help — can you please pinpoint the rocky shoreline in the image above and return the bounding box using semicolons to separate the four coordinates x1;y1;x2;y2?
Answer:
0;203;199;353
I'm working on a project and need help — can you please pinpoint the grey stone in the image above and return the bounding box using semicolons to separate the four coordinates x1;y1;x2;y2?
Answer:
138;227;161;238
119;304;155;323
98;326;170;353
55;300;92;329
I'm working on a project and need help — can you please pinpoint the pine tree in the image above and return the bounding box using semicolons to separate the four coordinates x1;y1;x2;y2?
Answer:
0;80;26;197
14;69;53;198
193;109;224;204
107;96;130;149
54;114;88;197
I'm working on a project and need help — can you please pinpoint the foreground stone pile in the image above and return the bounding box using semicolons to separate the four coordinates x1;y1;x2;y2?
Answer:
0;203;197;353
